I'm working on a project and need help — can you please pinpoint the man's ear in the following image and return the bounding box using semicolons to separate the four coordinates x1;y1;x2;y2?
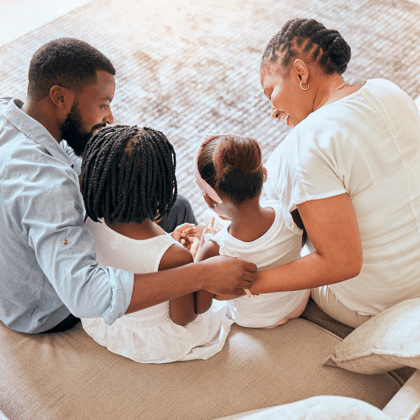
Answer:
49;85;75;111
263;167;268;183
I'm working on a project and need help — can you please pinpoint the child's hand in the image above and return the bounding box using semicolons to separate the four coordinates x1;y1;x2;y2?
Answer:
192;217;218;260
171;223;206;251
171;223;196;244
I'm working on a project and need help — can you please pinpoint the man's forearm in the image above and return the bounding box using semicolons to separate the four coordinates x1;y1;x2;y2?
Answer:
126;262;205;314
126;256;257;314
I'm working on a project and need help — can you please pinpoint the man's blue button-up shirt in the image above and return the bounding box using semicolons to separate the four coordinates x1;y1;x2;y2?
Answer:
0;98;134;333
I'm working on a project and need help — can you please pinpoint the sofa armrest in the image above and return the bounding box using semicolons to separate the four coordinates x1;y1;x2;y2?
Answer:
383;370;420;420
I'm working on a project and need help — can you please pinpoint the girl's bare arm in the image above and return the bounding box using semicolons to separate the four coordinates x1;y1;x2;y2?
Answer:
193;240;221;313
159;244;196;326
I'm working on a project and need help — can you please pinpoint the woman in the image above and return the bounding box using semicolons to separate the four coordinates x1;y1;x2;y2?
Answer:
252;18;420;328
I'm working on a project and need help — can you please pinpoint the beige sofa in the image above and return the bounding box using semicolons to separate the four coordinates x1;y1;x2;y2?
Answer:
2;98;420;420
0;296;419;420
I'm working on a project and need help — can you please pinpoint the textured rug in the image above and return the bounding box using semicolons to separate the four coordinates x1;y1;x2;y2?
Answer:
1;0;420;218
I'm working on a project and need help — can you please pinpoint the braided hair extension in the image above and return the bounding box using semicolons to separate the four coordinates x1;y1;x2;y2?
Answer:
81;125;177;225
197;135;263;206
261;18;351;75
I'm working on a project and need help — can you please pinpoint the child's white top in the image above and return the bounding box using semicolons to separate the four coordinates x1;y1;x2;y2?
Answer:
210;201;308;328
81;218;233;363
265;78;420;315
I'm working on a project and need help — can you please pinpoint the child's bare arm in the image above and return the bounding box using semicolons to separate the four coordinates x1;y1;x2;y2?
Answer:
159;244;196;326
194;239;221;313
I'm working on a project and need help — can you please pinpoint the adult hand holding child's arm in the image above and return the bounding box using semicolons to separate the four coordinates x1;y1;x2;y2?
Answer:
125;256;256;314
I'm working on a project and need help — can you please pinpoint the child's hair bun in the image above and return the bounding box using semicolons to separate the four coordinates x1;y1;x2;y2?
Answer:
213;135;262;187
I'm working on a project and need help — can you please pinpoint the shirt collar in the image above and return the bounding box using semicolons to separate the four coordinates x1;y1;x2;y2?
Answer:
4;98;75;168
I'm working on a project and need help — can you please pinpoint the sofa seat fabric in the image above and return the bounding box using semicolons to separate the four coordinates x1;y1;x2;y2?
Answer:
0;318;401;420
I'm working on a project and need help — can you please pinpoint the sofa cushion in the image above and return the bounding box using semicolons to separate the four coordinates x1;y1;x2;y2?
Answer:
216;396;393;420
323;298;420;374
0;318;401;420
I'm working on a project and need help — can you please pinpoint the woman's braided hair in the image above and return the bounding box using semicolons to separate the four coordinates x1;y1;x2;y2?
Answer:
261;18;351;75
81;125;177;224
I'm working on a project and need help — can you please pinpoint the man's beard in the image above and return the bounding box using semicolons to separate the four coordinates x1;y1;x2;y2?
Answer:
61;103;104;157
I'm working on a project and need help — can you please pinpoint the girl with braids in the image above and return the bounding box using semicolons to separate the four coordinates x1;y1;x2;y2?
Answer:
80;125;233;363
194;134;309;329
254;18;420;327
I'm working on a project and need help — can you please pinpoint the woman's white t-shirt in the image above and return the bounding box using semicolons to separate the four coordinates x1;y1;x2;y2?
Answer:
265;78;420;316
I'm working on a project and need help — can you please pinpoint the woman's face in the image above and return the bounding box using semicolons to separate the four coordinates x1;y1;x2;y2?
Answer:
260;62;311;128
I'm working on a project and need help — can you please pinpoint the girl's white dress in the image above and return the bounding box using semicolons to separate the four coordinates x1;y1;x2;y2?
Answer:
210;201;309;328
81;218;233;364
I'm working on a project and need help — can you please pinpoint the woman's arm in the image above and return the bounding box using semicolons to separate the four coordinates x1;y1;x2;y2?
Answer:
159;244;196;326
251;193;362;293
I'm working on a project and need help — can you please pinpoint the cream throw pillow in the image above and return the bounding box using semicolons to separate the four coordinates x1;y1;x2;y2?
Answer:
323;298;420;374
216;396;392;420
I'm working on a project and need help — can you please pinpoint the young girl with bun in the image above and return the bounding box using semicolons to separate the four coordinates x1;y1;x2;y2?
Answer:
194;134;309;328
80;125;233;363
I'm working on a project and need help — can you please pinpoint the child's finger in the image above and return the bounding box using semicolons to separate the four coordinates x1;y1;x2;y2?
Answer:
181;227;198;237
208;216;215;230
190;237;200;259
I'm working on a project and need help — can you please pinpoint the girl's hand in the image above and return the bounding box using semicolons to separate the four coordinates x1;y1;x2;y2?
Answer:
192;217;217;260
171;223;205;250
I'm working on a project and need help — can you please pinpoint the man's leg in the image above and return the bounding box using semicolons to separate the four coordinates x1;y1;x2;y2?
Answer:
157;194;198;233
43;313;80;334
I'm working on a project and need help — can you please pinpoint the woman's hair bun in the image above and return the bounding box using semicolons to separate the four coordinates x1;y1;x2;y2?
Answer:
327;34;351;74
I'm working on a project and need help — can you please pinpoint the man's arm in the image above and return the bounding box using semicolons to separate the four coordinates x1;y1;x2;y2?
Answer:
126;255;256;313
20;159;256;322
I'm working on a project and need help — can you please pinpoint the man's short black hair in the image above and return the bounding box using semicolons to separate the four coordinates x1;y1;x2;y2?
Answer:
27;38;116;101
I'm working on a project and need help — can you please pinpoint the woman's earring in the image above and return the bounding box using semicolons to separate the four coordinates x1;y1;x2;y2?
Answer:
212;204;217;209
300;81;309;91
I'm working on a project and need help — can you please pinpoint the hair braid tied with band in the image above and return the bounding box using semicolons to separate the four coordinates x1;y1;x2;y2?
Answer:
81;125;177;225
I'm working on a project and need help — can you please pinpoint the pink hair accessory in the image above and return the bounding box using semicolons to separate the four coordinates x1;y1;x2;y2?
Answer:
194;135;224;204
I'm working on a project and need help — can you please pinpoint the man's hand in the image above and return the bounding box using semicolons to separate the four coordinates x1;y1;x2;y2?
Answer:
199;255;257;295
213;293;245;300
